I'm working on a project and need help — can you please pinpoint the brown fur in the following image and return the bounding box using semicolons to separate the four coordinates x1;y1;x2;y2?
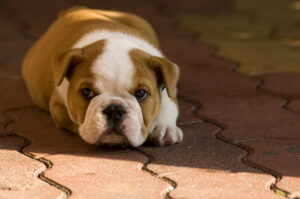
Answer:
67;40;106;125
23;7;159;111
129;49;161;138
23;7;178;142
129;49;179;137
49;40;106;132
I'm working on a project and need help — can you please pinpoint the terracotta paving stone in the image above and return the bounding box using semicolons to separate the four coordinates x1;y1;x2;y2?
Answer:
179;63;300;198
0;78;34;111
142;123;279;199
1;0;300;198
0;16;21;40
178;0;300;75
288;100;300;114
259;73;300;115
161;35;237;71
180;79;300;197
179;65;259;97
0;39;33;76
244;139;300;197
6;108;169;198
0;113;11;135
139;11;237;71
179;68;300;139
0;136;62;198
0;186;64;199
148;0;233;14
194;94;300;140
5;0;160;39
0;3;34;76
175;1;300;196
7;107;120;157
75;0;158;18
46;153;167;199
0;1;24;41
260;73;300;99
177;99;203;125
3;0;237;72
161;36;214;67
3;0;73;40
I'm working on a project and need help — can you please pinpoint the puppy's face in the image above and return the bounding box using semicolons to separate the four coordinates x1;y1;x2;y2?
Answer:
52;39;178;147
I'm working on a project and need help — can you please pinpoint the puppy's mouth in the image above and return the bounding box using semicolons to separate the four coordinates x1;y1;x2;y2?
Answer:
96;122;129;146
96;133;129;146
94;104;130;146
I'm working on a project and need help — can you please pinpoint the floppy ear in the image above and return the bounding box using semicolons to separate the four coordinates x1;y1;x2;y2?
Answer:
148;56;180;100
52;48;84;86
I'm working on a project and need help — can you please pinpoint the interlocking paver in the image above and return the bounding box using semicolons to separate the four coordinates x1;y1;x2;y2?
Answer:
179;65;259;97
6;108;169;198
177;99;203;125
0;40;32;76
0;15;21;40
0;136;62;199
180;75;300;197
0;78;34;111
245;139;300;197
191;94;300;140
176;1;300;197
46;153;167;199
3;0;73;40
288;100;300;114
142;123;279;199
259;73;300;115
1;0;300;198
0;113;11;135
178;0;300;75
149;0;233;14
260;73;300;99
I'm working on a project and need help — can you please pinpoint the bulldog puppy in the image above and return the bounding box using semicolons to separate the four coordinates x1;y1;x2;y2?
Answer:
22;7;183;147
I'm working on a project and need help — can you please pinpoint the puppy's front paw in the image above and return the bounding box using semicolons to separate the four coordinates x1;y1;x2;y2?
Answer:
148;125;183;146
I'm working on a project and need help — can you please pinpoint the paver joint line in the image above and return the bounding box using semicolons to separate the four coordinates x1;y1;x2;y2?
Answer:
1;107;72;198
178;95;294;199
256;77;300;116
181;18;300;197
255;77;300;199
1;0;299;198
132;147;177;199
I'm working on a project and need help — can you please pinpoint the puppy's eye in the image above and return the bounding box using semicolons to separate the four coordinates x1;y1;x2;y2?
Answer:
134;89;148;101
81;88;95;99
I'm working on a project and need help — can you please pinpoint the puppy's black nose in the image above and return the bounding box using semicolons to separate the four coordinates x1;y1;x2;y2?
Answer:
103;104;126;122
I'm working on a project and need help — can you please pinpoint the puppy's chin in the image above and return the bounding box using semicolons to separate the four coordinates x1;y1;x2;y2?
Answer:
96;132;129;146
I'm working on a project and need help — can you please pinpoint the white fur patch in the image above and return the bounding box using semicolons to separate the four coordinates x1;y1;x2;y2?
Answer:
74;30;163;92
151;89;178;128
148;88;182;146
73;30;162;57
92;38;136;91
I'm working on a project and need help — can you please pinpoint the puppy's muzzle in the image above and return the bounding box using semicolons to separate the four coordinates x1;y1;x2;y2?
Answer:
79;94;144;146
103;104;126;125
102;104;127;135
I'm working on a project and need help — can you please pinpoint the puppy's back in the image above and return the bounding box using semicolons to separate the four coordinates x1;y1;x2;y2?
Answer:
22;7;160;111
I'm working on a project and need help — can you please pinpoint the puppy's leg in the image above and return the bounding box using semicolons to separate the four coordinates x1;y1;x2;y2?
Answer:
148;88;183;146
49;92;78;134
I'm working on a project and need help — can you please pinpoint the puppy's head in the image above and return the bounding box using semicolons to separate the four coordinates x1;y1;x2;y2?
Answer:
52;39;179;147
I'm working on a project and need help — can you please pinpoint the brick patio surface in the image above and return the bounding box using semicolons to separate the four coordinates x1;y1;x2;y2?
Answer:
0;0;300;198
